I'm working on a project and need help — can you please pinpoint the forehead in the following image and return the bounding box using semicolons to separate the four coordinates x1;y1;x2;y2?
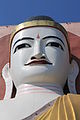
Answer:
12;27;67;46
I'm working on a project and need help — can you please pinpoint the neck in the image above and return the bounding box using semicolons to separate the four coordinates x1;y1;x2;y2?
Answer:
16;83;63;97
2;63;63;100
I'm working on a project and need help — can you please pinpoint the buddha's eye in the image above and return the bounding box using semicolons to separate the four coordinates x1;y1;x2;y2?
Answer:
46;42;64;51
14;43;31;53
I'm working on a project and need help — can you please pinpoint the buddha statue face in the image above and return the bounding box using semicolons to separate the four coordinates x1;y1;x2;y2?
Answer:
9;26;71;87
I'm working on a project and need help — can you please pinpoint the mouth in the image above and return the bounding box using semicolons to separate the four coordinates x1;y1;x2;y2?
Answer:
24;59;52;66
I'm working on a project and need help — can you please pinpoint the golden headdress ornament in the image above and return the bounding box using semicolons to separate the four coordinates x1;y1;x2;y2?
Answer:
10;16;68;46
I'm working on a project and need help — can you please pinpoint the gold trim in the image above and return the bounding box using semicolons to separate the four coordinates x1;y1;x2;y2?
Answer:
10;20;68;43
13;20;56;33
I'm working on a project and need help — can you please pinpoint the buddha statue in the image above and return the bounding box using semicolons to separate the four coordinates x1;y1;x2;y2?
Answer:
0;16;80;120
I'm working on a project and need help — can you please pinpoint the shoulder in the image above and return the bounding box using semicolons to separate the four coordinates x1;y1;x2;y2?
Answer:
36;94;80;120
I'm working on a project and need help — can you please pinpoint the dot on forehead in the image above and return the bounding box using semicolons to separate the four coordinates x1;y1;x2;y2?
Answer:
37;34;40;39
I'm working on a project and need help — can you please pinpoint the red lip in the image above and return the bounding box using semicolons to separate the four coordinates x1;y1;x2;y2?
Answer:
24;60;52;66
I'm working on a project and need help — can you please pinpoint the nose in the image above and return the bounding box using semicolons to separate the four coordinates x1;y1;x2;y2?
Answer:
31;53;46;60
31;40;45;60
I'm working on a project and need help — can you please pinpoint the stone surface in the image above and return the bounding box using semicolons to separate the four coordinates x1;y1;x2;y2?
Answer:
0;23;80;99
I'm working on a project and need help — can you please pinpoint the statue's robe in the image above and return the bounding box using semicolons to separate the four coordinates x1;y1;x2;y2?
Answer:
35;94;80;120
0;94;79;120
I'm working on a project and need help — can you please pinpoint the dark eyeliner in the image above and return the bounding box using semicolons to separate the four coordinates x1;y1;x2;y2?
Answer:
46;42;64;51
14;43;31;53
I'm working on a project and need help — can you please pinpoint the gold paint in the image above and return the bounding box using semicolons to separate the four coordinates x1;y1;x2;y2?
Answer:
10;20;68;45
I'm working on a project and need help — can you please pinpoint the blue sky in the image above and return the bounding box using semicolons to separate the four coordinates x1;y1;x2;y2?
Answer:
0;0;80;25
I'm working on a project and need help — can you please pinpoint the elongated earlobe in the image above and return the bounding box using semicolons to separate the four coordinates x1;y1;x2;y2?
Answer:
68;59;79;93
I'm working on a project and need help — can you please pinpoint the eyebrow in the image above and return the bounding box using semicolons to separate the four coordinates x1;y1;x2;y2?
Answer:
13;37;34;48
42;36;65;47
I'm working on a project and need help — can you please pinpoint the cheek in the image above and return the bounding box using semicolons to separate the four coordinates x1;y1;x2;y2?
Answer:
11;49;33;67
45;47;69;66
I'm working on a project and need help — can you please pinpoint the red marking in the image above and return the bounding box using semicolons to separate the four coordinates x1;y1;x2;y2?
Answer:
37;34;40;39
18;91;56;95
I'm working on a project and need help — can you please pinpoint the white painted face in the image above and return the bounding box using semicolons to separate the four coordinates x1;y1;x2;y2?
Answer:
9;27;70;87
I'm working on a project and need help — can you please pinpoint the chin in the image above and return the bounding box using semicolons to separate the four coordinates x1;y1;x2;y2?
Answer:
18;71;54;85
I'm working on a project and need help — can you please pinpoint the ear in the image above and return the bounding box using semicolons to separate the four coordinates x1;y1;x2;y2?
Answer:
68;59;79;93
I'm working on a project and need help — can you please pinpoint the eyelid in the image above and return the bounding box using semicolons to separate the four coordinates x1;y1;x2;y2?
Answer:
13;41;29;51
46;38;65;50
13;37;34;49
42;36;65;47
46;42;64;51
13;43;31;53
